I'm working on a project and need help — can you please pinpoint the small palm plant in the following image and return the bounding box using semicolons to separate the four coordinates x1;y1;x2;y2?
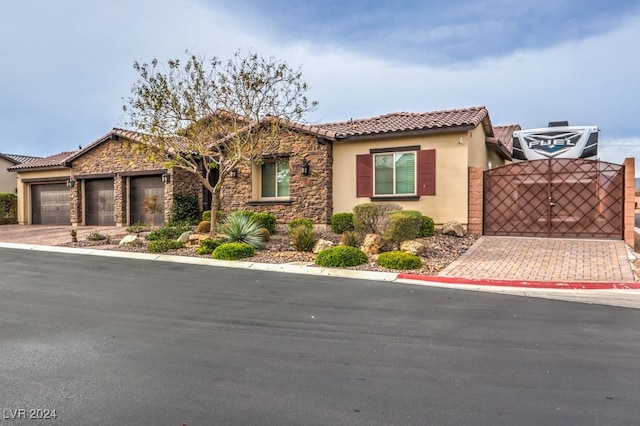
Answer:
220;211;266;250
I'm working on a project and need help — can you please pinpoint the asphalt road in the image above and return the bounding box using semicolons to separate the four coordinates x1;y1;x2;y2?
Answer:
1;249;639;425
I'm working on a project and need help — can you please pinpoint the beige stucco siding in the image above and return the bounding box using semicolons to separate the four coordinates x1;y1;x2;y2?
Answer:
332;131;472;225
0;158;17;193
15;169;70;224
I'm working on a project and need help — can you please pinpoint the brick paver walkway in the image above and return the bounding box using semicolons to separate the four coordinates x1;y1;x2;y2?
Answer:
439;236;635;282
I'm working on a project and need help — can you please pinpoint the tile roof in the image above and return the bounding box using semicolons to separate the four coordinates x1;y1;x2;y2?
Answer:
314;106;490;139
492;124;521;153
0;153;42;164
7;151;77;171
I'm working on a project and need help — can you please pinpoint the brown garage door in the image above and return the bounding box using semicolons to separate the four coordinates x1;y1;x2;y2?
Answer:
130;175;165;225
31;183;71;225
484;159;624;239
85;179;115;226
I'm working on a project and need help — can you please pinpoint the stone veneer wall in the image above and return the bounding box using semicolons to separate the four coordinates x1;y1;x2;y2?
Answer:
220;130;333;224
164;167;204;222
71;139;167;226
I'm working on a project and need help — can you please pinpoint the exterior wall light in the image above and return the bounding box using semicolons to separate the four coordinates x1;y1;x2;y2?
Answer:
161;172;171;184
231;168;239;179
66;177;76;188
301;160;310;176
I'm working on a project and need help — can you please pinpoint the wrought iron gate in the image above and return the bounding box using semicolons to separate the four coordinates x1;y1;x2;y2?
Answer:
483;159;624;239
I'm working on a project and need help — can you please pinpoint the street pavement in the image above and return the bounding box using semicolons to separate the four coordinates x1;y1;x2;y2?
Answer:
1;248;639;425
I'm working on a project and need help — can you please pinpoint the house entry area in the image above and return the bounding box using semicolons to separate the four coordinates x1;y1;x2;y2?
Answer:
483;159;624;239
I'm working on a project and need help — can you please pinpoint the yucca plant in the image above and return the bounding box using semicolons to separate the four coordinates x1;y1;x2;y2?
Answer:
220;211;266;250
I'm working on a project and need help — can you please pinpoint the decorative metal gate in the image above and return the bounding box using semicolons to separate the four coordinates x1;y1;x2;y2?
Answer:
483;159;624;239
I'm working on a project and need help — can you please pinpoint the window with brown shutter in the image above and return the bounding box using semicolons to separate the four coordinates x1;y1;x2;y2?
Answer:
356;154;373;197
417;149;436;196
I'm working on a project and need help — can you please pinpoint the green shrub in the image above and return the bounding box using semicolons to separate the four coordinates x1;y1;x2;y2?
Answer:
212;242;255;260
202;210;212;221
146;223;192;241
353;202;401;234
289;217;314;231
196;220;211;233
340;230;362;248
384;210;422;247
148;239;185;253
196;238;222;255
315;246;368;268
170;193;201;225
253;212;277;235
220;211;266;249
330;212;355;234
419;215;435;237
127;221;151;233
376;251;422;270
290;225;318;252
87;230;108;241
0;193;17;225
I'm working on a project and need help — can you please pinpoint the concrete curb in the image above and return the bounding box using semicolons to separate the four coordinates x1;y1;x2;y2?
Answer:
2;242;640;309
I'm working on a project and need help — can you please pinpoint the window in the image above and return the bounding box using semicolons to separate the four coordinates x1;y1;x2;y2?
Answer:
261;159;290;198
356;149;435;198
374;152;416;195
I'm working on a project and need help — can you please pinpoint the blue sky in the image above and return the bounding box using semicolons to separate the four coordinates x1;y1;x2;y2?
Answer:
1;0;639;170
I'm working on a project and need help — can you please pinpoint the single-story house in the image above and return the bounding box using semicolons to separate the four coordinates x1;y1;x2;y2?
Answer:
9;105;514;229
1;153;41;193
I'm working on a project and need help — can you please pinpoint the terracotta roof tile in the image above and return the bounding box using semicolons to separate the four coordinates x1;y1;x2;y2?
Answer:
7;151;77;171
315;106;489;139
492;124;521;153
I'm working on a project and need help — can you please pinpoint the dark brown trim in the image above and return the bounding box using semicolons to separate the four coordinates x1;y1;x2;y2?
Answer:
370;145;420;154
73;173;116;180
261;153;292;160
371;196;420;202
246;199;294;206
120;169;165;177
21;177;68;183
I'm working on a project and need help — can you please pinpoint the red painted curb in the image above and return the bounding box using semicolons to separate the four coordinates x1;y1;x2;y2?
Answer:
396;274;640;290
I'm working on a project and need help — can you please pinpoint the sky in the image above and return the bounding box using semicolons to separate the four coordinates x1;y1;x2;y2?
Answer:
1;0;639;171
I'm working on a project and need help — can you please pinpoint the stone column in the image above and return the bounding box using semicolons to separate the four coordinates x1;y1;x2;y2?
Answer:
623;158;635;248
70;178;82;226
467;166;484;236
113;175;127;227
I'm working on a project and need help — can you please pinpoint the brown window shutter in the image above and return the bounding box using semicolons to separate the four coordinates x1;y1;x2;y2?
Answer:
417;149;436;196
356;154;373;197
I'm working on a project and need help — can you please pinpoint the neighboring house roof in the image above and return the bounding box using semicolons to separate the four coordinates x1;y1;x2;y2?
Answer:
314;106;491;139
492;124;521;153
0;153;42;165
7;151;77;171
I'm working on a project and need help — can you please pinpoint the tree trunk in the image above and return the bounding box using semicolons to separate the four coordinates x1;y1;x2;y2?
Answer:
209;185;222;238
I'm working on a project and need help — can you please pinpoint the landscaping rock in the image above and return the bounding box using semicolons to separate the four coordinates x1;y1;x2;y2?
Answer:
400;239;426;256
361;234;383;255
312;238;334;254
119;235;141;247
442;221;466;237
177;231;194;243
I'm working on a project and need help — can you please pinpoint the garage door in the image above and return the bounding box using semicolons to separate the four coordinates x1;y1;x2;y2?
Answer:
31;183;71;225
130;175;164;225
85;179;115;226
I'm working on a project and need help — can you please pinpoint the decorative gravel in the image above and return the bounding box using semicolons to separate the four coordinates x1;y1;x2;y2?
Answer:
58;227;479;276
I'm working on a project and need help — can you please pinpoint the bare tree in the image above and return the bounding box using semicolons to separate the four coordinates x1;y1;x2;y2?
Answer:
123;50;317;235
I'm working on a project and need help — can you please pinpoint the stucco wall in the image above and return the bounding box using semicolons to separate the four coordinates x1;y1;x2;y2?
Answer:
15;169;70;224
332;130;475;225
0;158;17;193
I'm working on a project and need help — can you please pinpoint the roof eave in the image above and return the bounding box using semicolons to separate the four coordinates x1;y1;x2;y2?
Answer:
335;124;476;142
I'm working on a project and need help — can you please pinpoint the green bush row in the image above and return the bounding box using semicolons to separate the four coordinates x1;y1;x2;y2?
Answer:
148;239;185;253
